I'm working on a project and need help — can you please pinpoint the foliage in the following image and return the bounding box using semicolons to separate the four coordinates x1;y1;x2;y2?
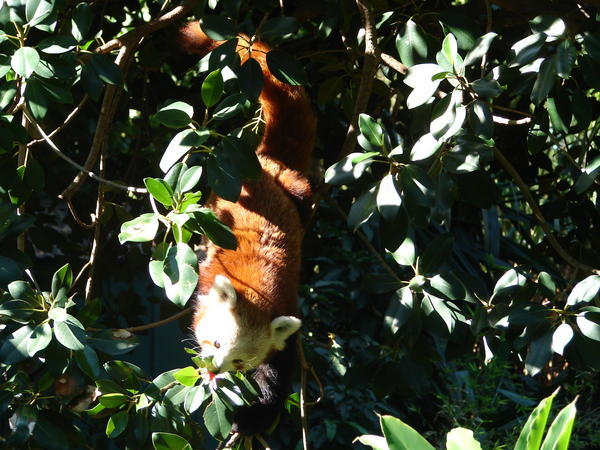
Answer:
1;0;600;449
357;391;577;450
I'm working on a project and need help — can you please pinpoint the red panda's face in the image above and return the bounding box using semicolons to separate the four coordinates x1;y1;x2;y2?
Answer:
194;275;301;373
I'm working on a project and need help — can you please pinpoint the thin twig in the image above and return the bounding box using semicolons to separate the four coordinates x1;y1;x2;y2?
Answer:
493;146;600;276
22;107;147;194
327;197;402;282
254;434;272;450
60;0;199;200
491;103;534;117
26;95;89;148
96;0;198;53
86;307;193;333
493;115;532;125
67;200;96;229
70;261;91;294
297;338;324;407
125;307;192;332
85;149;106;303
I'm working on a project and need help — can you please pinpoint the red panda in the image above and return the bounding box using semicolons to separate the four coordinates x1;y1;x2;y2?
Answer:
178;22;316;434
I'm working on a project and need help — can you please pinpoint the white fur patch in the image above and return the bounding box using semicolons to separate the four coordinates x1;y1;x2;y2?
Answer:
195;276;302;373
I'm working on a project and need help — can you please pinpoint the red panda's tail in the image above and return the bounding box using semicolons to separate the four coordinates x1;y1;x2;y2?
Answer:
178;22;315;174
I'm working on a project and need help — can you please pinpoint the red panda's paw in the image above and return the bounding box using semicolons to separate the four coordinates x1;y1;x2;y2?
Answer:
231;402;281;435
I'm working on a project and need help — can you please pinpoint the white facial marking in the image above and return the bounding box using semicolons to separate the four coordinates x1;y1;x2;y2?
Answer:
195;277;302;373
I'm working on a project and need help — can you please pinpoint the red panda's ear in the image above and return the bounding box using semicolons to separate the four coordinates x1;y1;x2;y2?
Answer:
207;275;236;307
271;316;302;349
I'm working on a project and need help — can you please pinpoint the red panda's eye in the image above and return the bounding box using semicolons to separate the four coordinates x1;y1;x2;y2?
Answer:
213;340;221;349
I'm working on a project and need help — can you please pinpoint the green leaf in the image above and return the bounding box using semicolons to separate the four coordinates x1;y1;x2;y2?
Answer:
51;263;72;299
160;128;210;173
33;417;69;450
384;287;413;335
525;332;553;376
37;35;77;54
380;415;435;450
202;69;224;108
238;58;263;99
551;323;573;356
207;153;241;201
162;244;198;307
155;101;194;128
430;91;466;140
26;322;52;357
493;268;527;298
75;346;102;378
531;57;556;105
222;135;261;180
201;15;236;40
11;47;40;78
446;428;482;450
324;152;372;185
441;33;458;67
25;0;54;27
396;19;427;68
468;101;494;138
471;79;502;98
213;93;249;120
410;133;441;161
190;209;237;250
152;432;193;450
204;396;232;440
566;275;600;307
463;32;497;67
530;16;565;41
266;50;308;85
555;40;576;79
53;318;86;351
356;434;389;450
71;2;93;41
106;410;129;438
173;366;200;387
359;114;385;148
177;166;202;194
184;385;207;414
144;178;174;207
539;398;577;450
0;325;35;364
89;54;121;85
99;393;129;408
7;280;36;301
118;213;160;244
376;173;401;222
88;329;139;356
576;314;600;342
404;64;443;109
347;185;377;230
509;33;546;67
515;391;557;450
419;233;454;274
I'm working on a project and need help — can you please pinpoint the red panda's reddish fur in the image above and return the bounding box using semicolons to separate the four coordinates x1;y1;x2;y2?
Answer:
178;22;316;327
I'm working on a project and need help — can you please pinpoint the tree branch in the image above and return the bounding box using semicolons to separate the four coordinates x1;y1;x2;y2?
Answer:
22;108;147;194
493;146;600;276
379;52;408;75
338;0;380;160
59;0;199;200
493;115;532;125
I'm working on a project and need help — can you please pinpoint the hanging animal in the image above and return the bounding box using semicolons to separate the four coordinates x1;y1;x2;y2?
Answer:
178;21;316;435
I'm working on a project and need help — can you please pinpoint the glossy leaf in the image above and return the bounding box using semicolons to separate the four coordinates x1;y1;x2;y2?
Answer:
118;213;160;244
144;178;174;207
376;173;401;221
12;47;40;78
446;428;482;450
380;414;435;450
515;391;556;450
155;101;194;128
160;129;210;173
152;432;193;450
539;399;577;450
551;323;573;356
201;69;224;107
106;410;128;438
566;275;600;307
396;19;427;68
266;50;308;85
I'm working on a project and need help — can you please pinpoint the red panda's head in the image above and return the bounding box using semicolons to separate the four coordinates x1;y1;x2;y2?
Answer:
194;275;301;373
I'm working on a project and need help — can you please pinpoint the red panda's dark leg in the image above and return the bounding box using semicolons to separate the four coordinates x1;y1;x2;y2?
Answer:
231;335;298;435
